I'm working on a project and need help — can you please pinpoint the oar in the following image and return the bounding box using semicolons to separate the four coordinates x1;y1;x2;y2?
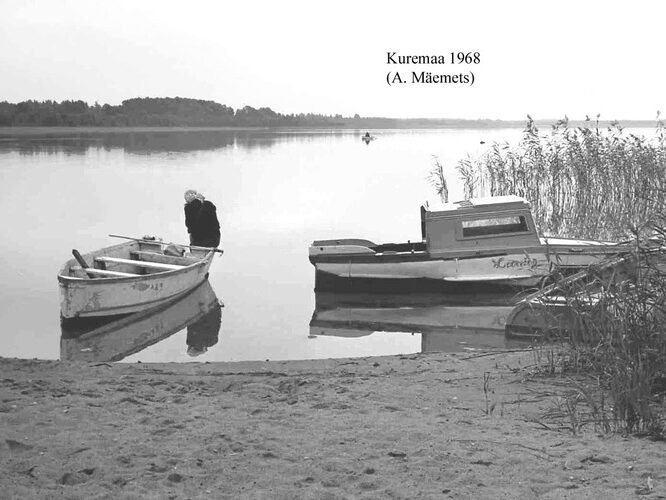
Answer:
108;234;224;254
72;249;96;278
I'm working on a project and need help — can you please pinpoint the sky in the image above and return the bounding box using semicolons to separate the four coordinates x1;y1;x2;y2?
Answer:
1;0;664;120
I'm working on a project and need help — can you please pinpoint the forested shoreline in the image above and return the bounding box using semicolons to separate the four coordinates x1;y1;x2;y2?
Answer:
0;96;517;128
0;97;654;129
0;97;334;127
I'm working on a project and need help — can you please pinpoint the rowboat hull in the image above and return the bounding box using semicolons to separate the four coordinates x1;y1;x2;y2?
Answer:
58;240;216;318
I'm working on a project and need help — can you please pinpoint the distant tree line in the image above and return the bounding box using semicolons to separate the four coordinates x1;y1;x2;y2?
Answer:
0;97;657;129
0;97;353;127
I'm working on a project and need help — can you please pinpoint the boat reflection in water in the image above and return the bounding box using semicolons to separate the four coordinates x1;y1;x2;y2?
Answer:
60;280;222;362
309;292;531;352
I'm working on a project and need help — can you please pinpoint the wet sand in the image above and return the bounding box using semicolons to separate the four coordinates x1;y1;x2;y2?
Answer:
1;351;664;499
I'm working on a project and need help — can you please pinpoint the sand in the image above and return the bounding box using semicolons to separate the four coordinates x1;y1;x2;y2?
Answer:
1;350;664;499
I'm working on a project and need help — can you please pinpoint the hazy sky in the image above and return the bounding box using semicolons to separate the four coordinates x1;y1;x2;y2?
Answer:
1;0;664;120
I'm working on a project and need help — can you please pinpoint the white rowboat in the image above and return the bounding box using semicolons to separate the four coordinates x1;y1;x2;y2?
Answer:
58;237;219;318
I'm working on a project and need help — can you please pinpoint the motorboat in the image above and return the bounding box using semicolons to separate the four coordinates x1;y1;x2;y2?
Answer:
309;195;628;292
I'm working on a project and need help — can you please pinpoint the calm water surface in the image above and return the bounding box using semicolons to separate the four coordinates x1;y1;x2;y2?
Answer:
1;127;537;362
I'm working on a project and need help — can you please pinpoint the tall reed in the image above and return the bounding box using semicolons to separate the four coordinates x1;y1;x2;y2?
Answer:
428;155;449;203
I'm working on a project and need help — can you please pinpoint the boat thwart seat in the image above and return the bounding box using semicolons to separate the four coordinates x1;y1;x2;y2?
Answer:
129;250;200;266
95;256;186;271
71;266;141;278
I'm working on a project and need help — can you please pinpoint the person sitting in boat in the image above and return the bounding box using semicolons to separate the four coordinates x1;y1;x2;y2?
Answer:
184;189;221;248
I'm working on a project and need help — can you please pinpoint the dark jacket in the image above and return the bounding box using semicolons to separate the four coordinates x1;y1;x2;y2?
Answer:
184;199;220;247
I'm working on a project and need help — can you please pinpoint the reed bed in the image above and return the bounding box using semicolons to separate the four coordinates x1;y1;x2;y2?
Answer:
444;116;666;436
456;115;666;240
533;235;666;436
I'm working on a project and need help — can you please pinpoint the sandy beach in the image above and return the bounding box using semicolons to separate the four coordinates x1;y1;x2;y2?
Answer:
1;350;664;499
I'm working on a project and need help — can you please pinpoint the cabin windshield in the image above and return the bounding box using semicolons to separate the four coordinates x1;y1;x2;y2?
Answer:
461;215;529;237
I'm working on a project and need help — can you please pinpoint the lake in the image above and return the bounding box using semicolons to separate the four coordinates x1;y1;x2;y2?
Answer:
0;126;552;362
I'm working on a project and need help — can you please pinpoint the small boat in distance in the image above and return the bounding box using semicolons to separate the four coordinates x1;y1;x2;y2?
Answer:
58;235;221;318
362;132;376;144
309;195;629;293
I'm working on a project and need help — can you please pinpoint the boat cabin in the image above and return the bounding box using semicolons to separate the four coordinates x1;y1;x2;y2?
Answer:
421;195;540;255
